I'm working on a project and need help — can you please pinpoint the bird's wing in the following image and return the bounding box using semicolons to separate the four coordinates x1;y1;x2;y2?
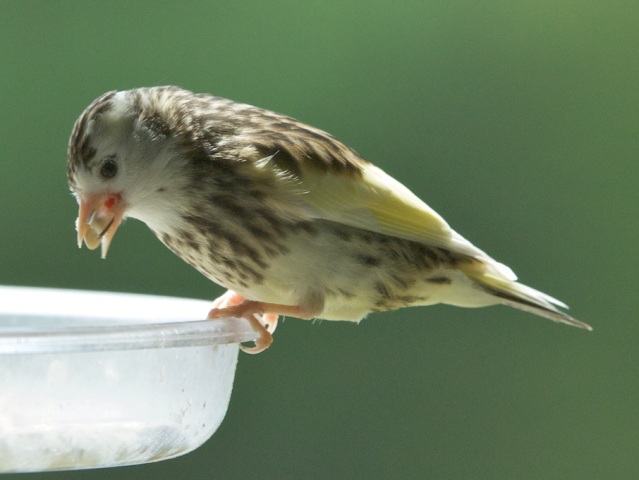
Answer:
298;163;473;251
306;164;519;281
258;152;517;281
242;117;517;281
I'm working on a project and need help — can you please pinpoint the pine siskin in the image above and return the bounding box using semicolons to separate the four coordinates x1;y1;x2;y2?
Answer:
67;86;590;353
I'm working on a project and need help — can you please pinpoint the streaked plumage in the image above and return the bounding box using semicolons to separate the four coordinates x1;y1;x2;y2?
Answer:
67;86;590;353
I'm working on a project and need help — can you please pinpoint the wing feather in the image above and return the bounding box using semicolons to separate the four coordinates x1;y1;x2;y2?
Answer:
243;119;517;282
259;153;517;281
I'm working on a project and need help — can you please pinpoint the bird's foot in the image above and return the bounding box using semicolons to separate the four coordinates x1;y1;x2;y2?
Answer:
210;290;279;334
208;290;279;354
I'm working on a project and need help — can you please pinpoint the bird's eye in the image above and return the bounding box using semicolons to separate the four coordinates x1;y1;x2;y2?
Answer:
100;156;118;179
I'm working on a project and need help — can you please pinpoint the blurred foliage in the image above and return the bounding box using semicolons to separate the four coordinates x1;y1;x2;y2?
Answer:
1;1;638;479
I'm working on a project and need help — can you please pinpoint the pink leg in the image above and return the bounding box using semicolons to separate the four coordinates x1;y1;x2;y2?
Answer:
208;290;280;354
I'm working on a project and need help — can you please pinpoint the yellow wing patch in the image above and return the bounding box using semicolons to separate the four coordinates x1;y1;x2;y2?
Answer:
297;163;473;253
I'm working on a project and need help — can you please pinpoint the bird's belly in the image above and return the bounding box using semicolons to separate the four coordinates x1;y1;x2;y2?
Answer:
162;220;493;322
222;221;490;322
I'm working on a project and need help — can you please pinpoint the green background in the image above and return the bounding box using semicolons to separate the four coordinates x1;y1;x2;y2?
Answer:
1;1;638;478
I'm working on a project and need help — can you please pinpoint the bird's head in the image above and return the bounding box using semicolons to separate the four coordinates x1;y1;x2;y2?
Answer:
67;88;190;258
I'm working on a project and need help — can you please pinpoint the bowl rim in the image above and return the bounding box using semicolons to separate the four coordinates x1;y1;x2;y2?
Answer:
0;286;257;354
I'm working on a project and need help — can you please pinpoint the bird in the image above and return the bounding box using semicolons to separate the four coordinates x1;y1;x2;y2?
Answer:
67;86;591;353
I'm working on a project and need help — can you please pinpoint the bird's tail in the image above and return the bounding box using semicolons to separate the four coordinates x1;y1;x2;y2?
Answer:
460;263;592;331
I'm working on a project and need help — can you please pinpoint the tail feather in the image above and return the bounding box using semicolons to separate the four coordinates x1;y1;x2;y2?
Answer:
462;266;592;331
487;281;592;331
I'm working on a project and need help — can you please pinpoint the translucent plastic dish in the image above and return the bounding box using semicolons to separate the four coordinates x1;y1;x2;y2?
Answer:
0;286;256;473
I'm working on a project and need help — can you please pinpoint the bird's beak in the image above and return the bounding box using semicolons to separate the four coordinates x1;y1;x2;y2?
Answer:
76;193;126;259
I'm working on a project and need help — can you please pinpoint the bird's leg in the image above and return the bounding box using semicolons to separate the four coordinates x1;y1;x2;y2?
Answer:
209;299;309;353
208;290;281;354
210;290;279;334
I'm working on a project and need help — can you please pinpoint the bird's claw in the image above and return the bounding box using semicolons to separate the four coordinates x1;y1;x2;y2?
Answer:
208;304;275;354
237;320;273;354
208;290;278;354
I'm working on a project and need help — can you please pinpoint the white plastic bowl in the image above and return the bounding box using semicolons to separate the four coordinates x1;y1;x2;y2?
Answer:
0;286;256;473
